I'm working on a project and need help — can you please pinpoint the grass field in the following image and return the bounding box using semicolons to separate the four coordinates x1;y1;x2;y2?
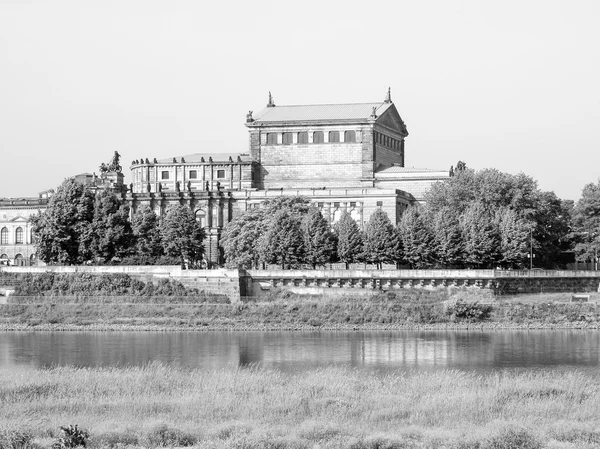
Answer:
1;364;599;448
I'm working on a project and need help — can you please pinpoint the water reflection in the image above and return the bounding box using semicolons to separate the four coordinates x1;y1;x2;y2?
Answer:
1;330;599;374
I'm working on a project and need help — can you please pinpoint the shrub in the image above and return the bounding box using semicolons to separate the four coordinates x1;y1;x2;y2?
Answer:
145;424;196;448
94;430;139;448
52;425;89;448
445;299;492;322
483;427;541;449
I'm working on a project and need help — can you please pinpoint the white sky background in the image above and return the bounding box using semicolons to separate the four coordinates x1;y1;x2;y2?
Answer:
0;0;598;201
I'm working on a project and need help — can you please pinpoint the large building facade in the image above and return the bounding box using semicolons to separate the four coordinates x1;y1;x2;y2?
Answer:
1;91;450;265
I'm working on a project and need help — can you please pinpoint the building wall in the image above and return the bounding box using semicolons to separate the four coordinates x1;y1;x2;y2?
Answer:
0;205;44;266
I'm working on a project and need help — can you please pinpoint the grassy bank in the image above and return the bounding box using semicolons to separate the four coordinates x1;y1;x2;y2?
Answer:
1;365;600;448
1;291;600;330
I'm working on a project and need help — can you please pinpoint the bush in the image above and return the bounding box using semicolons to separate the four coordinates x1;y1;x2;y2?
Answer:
52;425;89;448
145;424;196;448
483;427;541;449
94;430;139;448
445;299;492;322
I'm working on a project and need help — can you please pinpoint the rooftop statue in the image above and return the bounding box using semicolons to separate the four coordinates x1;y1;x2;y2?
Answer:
99;151;122;174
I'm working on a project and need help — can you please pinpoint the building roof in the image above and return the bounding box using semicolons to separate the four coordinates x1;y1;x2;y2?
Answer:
155;153;252;164
250;102;394;124
375;166;447;174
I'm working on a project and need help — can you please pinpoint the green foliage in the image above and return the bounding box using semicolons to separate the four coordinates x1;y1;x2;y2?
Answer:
495;207;530;267
430;207;463;268
131;206;164;260
52;425;89;448
160;205;205;268
145;424;196;448
259;210;306;269
445;299;492;322
221;208;265;269
484;426;541;449
302;207;337;268
362;209;400;269
30;178;95;265
460;202;499;268
397;206;433;268
334;212;364;269
571;179;600;263
0;430;34;449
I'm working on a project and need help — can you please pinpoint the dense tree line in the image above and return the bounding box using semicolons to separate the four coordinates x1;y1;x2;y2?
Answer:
31;179;205;267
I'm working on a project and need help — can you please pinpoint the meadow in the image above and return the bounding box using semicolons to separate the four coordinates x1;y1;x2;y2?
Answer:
1;364;600;448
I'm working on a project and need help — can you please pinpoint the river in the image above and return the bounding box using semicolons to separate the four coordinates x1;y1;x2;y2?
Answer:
2;330;600;374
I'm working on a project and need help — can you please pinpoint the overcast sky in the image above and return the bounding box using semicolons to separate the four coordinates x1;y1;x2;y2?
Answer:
1;0;598;201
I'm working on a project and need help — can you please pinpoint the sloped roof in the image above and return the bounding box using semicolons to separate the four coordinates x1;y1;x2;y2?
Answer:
156;153;252;164
251;102;393;124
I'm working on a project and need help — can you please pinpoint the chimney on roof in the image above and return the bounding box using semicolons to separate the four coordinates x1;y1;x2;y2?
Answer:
267;91;275;108
384;87;392;103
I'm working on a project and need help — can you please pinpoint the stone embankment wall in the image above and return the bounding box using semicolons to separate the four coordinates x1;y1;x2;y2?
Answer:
2;266;600;302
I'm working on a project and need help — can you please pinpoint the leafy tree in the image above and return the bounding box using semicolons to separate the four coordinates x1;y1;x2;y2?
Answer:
85;190;134;263
160;205;206;268
334;211;363;269
430;207;462;268
571;179;600;265
495;207;530;268
131;206;164;262
397;206;434;268
301;207;337;269
221;208;265;269
459;202;499;268
259;209;305;269
30;178;95;265
362;209;399;269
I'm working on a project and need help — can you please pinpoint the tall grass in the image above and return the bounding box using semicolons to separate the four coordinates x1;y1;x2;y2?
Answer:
1;365;599;448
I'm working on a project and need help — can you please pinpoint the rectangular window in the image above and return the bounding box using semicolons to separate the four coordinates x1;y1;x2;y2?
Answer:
334;202;340;208
298;132;308;144
329;131;340;143
217;169;226;179
313;131;324;143
282;132;293;144
344;130;356;142
266;133;278;144
189;170;197;179
350;202;356;207
161;171;169;180
317;202;324;208
376;201;383;207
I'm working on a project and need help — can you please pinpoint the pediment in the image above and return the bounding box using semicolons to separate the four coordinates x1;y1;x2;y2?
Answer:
376;104;408;136
8;216;28;222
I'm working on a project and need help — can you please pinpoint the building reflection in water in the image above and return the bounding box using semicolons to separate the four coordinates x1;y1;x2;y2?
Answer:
1;330;600;374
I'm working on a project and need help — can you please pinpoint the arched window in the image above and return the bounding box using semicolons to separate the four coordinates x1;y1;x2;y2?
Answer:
266;133;278;145
344;130;356;142
332;209;342;223
15;227;23;244
0;227;7;245
350;208;361;222
14;254;23;266
195;209;206;228
328;131;340;143
30;254;37;266
297;132;308;144
313;131;324;143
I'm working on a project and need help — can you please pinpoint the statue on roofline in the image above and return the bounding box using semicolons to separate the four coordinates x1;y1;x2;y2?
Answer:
99;151;122;174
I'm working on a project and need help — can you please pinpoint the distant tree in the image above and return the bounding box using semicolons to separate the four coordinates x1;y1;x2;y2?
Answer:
459;202;499;268
301;207;337;269
495;207;530;268
160;205;205;268
362;209;399;269
131;206;164;262
397;206;434;268
430;207;462;268
221;208;265;269
259;209;305;269
334;212;363;269
30;178;95;265
571;179;600;265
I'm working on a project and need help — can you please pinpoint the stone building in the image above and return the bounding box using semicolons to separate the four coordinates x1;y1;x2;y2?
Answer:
1;90;450;265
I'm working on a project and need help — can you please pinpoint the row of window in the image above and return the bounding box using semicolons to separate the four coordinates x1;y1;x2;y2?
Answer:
0;227;25;245
374;132;402;151
161;169;227;180
266;130;357;145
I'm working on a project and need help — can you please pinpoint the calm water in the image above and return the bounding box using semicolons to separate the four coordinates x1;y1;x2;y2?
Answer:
1;330;600;374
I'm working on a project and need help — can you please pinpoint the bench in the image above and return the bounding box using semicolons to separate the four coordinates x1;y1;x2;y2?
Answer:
571;294;590;303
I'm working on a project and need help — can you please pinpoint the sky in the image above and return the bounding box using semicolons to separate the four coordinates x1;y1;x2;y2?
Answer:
1;0;599;201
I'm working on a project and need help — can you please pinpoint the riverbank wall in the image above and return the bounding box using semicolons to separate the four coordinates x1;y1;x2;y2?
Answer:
2;266;600;302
